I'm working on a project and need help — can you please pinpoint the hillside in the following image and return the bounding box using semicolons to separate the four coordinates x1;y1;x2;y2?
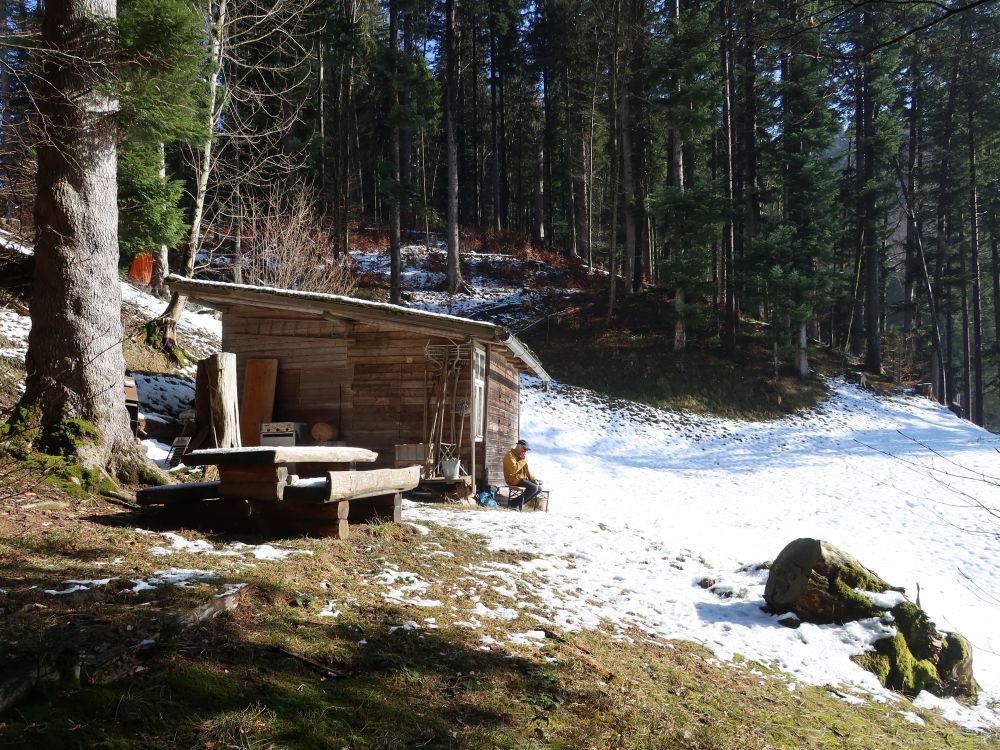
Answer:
1;243;999;747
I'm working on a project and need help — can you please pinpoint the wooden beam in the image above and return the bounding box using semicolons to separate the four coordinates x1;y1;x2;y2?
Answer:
324;466;420;502
218;481;285;502
184;446;378;466
218;465;289;483
348;492;402;523
136;481;221;506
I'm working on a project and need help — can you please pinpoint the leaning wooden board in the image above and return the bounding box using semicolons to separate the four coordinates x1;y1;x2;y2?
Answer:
238;358;278;446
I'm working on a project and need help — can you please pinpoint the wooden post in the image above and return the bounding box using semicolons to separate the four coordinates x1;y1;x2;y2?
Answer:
204;353;242;449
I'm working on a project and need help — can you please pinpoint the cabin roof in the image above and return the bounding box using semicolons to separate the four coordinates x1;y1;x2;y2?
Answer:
168;275;549;382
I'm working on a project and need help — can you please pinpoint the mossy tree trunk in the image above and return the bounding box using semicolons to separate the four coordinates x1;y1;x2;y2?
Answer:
18;0;140;475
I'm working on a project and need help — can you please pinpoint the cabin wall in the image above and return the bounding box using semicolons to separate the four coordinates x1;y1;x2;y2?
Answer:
348;326;473;472
484;347;520;487
224;311;354;433
221;306;504;481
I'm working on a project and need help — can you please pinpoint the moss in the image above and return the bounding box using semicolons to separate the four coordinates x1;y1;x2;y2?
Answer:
141;318;193;366
43;462;117;497
39;417;100;457
830;562;902;597
4;405;103;460
892;601;938;661
854;651;891;684
829;570;885;621
1;402;43;456
943;632;970;663
913;660;940;691
114;456;166;486
870;632;940;695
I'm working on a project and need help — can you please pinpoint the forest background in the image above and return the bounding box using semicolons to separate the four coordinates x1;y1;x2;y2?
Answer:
2;0;1000;469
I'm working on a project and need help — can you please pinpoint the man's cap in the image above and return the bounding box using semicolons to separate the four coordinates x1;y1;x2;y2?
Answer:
516;439;529;450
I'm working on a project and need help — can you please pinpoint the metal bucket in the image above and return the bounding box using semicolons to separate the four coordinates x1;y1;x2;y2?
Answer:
441;458;461;480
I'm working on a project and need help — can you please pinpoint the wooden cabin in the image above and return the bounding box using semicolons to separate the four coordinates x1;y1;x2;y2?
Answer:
169;276;550;492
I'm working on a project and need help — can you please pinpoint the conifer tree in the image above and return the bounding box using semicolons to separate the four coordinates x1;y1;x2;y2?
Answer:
117;0;208;295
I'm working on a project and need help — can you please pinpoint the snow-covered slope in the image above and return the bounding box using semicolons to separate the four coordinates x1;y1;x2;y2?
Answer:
406;377;1000;730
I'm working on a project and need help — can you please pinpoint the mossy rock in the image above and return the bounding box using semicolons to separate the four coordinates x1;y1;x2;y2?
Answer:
891;602;941;662
937;632;978;699
870;632;940;696
763;538;902;624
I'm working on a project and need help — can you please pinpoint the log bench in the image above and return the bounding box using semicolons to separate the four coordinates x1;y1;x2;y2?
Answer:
137;447;420;538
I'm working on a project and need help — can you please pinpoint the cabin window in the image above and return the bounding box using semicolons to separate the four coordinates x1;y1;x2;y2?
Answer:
473;346;486;441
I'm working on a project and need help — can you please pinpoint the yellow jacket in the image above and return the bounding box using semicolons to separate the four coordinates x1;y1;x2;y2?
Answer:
503;448;536;486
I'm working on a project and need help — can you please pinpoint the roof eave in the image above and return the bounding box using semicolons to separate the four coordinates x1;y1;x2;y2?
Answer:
168;276;549;381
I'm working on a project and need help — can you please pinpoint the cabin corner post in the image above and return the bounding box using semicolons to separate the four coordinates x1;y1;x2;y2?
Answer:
470;341;480;491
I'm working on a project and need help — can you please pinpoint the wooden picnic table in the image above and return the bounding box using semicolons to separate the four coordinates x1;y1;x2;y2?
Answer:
139;445;419;539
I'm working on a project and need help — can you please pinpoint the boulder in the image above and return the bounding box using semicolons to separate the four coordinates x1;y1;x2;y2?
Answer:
763;538;902;624
765;538;979;699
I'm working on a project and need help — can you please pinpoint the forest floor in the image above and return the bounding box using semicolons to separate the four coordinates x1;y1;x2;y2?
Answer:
1;239;999;748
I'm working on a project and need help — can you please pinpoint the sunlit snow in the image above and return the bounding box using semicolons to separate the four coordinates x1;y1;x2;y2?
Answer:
404;376;1000;731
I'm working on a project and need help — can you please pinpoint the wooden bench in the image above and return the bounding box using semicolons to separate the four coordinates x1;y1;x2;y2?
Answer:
499;485;549;512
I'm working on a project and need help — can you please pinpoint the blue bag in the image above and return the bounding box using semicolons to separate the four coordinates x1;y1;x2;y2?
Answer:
477;485;499;507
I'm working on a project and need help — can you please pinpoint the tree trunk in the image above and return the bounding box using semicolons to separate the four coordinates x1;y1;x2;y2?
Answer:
903;58;920;334
490;30;502;231
573;132;590;264
795;323;809;378
400;10;413;228
967;85;984;426
334;0;358;255
895;162;946;404
860;20;880;374
19;0;137;473
720;0;737;351
607;0;621;319
959;224;971;419
389;0;402;304
150;142;170;297
204;353;241;450
445;0;464;293
934;60;959;403
532;141;545;247
156;0;227;344
991;235;1000;402
542;68;554;247
318;42;326;202
620;72;635;296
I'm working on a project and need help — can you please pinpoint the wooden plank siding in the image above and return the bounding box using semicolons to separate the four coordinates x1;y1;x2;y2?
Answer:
483;347;519;487
220;306;517;486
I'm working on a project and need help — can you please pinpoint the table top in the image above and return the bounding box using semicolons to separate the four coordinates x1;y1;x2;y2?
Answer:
184;446;379;466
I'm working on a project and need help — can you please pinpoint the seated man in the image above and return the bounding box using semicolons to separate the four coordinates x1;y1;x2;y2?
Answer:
502;439;541;509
